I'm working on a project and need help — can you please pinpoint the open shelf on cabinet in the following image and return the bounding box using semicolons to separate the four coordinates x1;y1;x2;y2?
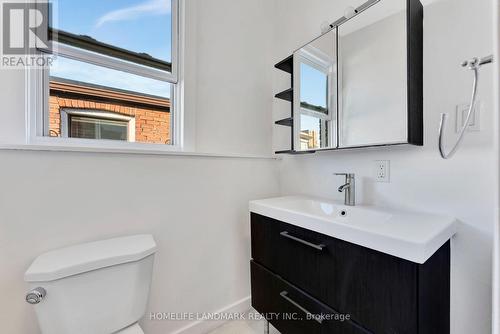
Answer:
275;117;293;127
274;55;293;74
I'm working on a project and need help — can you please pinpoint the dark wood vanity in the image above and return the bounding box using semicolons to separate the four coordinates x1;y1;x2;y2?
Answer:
250;213;451;334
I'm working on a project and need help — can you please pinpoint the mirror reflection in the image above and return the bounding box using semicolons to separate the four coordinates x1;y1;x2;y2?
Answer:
294;30;337;150
338;2;407;147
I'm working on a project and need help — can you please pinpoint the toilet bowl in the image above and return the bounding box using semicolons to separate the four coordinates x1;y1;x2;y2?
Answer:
25;235;156;334
116;323;145;334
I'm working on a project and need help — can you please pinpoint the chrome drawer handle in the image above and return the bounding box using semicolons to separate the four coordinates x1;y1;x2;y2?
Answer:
280;231;325;251
280;291;323;324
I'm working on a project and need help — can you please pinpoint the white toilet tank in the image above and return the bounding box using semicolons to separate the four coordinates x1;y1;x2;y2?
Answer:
24;235;157;334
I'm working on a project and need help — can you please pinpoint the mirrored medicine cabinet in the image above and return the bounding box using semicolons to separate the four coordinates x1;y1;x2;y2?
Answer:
274;0;423;154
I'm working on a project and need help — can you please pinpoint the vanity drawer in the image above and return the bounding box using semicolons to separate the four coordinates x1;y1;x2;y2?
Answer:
251;261;372;334
251;213;333;299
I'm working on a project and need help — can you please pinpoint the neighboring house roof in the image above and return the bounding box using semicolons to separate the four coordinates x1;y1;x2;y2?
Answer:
52;29;172;72
50;77;170;112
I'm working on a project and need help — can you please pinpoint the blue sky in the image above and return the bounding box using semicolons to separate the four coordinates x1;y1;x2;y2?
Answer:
53;0;172;61
50;0;172;98
300;63;327;109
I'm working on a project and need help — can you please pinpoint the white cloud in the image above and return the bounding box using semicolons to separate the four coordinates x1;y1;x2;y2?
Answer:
95;0;171;28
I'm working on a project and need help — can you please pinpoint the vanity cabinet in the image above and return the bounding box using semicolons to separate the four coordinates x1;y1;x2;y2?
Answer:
250;213;450;334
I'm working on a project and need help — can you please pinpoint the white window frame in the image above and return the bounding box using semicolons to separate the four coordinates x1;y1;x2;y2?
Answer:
26;0;184;153
61;109;136;142
293;45;337;151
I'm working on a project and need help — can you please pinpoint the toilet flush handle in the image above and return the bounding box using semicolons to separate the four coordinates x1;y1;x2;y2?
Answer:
26;287;46;305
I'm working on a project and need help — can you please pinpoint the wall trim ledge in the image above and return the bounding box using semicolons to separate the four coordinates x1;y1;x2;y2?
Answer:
168;296;252;334
0;144;279;160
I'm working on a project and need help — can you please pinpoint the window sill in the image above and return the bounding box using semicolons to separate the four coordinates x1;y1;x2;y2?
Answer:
0;137;278;160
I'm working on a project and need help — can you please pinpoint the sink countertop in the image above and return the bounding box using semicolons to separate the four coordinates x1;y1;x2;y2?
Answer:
249;196;457;264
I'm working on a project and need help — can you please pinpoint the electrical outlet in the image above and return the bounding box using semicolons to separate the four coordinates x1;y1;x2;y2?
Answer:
374;160;390;183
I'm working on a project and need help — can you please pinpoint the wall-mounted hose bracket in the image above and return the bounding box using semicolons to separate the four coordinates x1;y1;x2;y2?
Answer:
438;55;493;160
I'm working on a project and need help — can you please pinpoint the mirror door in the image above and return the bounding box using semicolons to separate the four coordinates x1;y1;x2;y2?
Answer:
337;1;408;148
293;30;337;151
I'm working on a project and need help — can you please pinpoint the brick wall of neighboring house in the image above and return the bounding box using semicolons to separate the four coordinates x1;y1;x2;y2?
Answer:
49;80;171;144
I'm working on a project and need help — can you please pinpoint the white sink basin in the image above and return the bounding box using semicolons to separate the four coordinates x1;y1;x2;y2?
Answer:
249;196;457;264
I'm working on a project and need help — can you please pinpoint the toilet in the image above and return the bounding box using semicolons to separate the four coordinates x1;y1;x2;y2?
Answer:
24;235;157;334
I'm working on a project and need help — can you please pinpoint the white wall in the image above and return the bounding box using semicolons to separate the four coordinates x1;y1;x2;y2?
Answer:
190;0;274;155
273;0;496;333
0;151;278;334
0;0;279;333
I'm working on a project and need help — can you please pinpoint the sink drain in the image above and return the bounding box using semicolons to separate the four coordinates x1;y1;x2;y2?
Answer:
340;210;348;217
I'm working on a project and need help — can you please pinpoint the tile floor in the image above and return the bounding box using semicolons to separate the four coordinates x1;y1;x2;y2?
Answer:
208;317;280;334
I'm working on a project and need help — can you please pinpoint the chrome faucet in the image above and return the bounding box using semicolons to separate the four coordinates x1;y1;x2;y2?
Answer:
335;173;355;206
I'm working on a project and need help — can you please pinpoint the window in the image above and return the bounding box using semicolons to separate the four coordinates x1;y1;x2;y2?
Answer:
60;109;136;142
297;53;335;150
69;116;128;141
32;0;180;149
300;63;328;114
299;62;330;150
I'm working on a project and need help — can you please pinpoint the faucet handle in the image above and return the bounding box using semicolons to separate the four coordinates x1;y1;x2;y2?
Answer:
334;173;354;177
